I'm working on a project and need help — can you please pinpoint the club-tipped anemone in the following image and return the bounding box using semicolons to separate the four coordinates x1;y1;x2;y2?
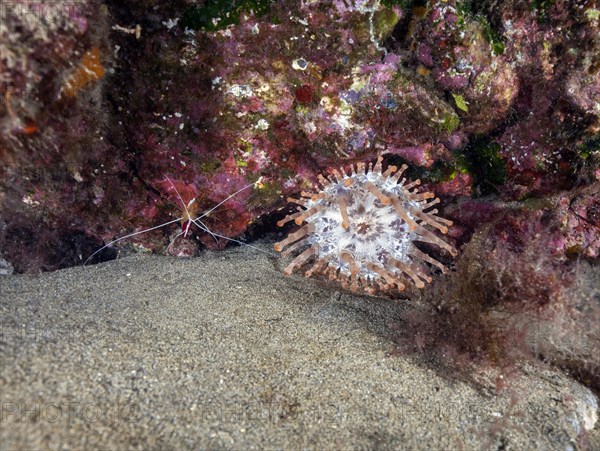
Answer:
275;156;457;295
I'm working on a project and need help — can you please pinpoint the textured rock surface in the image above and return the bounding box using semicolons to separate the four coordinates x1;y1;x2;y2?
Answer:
1;245;598;449
1;0;598;272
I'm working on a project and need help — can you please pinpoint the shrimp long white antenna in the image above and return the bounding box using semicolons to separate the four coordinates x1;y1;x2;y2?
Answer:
189;216;276;256
83;176;275;265
188;177;276;256
195;217;219;243
165;176;258;244
83;217;183;265
196;180;258;221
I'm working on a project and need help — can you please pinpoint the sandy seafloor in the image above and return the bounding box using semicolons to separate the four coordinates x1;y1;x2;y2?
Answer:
1;239;598;450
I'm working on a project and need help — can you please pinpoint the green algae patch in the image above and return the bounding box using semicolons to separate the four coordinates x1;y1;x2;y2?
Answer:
249;179;281;207
577;136;600;160
477;16;505;55
386;154;459;186
436;111;460;133
452;93;469;112
199;158;222;174
373;7;402;40
530;0;555;23
380;0;411;8
181;0;274;31
461;138;507;196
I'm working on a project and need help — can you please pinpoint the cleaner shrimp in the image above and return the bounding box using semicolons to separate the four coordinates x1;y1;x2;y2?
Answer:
83;176;275;266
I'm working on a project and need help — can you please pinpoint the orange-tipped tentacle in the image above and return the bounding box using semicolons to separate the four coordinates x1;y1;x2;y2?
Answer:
427;213;453;227
404;179;421;190
305;259;328;277
337;194;350;229
406;190;436;202
389;258;426;288
283;245;319;275
281;237;311;257
408;260;433;284
357;162;366;176
422;197;440;211
373;155;384;174
287;197;309;207
331;169;344;183
341;251;360;291
367;262;405;291
390;164;408;183
277;210;304;227
365;182;391;205
409;247;449;274
274;223;315;252
309;192;328;201
409;208;450;234
413;227;458;256
382;165;398;178
326;265;338;281
317;174;331;188
390;196;419;230
294;204;325;225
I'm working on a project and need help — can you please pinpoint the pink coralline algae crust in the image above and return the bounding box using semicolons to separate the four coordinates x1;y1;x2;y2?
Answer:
404;0;598;198
0;0;598;274
100;0;471;254
408;1;519;134
484;1;599;198
426;172;472;198
446;183;600;260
